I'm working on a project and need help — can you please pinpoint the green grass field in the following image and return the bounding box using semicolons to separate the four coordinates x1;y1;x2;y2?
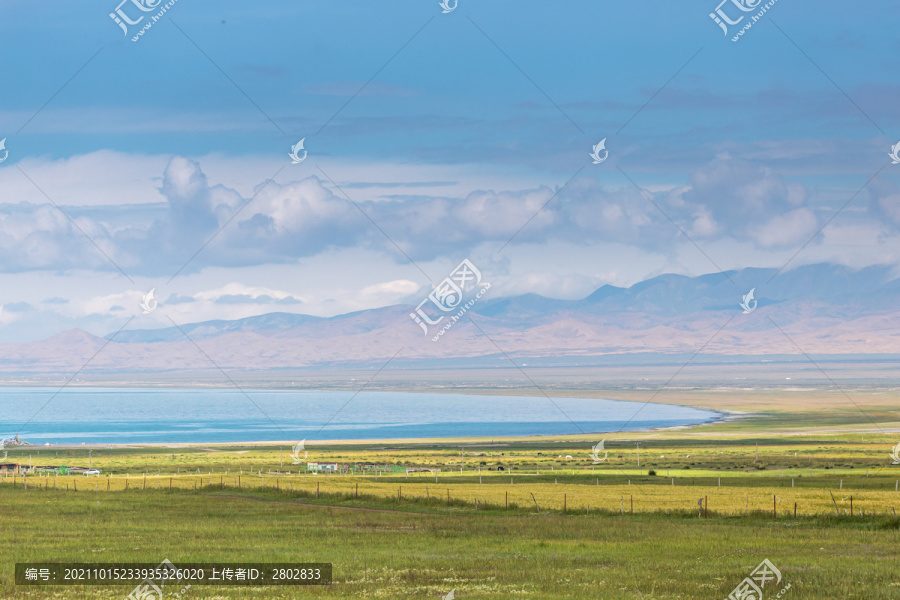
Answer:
4;389;900;598
1;485;898;599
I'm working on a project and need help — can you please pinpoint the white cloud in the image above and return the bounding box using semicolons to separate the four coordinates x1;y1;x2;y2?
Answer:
749;208;818;247
192;282;306;304
358;279;421;304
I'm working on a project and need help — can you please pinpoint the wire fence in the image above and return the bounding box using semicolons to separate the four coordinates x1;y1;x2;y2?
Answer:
3;471;899;518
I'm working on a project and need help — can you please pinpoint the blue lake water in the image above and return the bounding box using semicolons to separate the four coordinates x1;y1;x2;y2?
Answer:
0;387;720;444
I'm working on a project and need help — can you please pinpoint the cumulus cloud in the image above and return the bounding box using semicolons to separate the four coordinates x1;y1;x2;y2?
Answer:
666;156;814;247
0;154;848;275
868;178;900;225
749;208;818;247
192;283;305;305
358;279;421;305
0;204;122;272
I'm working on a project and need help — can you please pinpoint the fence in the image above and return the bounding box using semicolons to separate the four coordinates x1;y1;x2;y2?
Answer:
2;472;898;518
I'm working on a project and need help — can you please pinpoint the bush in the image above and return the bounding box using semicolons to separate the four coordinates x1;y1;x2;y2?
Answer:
647;470;657;476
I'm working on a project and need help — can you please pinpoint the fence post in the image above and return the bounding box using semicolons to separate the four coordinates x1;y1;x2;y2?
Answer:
794;502;797;518
505;490;508;509
631;495;633;514
316;482;319;499
564;493;566;512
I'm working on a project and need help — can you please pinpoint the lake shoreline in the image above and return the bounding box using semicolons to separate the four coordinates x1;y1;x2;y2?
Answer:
3;386;729;447
13;410;737;450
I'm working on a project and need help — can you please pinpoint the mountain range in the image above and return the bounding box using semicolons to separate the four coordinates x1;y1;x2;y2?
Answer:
1;263;899;374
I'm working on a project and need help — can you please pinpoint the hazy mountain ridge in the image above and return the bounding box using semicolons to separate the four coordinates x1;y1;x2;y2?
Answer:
1;263;898;374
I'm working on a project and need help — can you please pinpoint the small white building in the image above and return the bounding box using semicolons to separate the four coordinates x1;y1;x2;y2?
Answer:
307;462;339;473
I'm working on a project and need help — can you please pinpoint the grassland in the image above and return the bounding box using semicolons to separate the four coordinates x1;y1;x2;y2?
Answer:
3;432;900;599
3;386;900;598
1;484;898;599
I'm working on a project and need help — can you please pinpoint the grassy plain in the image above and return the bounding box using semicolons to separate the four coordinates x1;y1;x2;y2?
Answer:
3;384;900;598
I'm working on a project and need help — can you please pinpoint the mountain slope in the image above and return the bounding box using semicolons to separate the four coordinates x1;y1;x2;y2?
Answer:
1;263;898;374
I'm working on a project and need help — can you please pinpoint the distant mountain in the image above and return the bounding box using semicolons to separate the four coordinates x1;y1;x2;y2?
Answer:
110;312;324;342
2;263;899;374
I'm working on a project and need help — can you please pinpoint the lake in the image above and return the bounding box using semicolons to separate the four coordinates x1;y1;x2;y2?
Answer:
0;387;720;444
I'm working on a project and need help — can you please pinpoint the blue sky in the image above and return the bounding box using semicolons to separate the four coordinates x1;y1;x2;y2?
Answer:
0;0;899;342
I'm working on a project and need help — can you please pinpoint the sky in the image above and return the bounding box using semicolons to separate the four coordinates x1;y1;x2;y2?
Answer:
0;0;899;342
